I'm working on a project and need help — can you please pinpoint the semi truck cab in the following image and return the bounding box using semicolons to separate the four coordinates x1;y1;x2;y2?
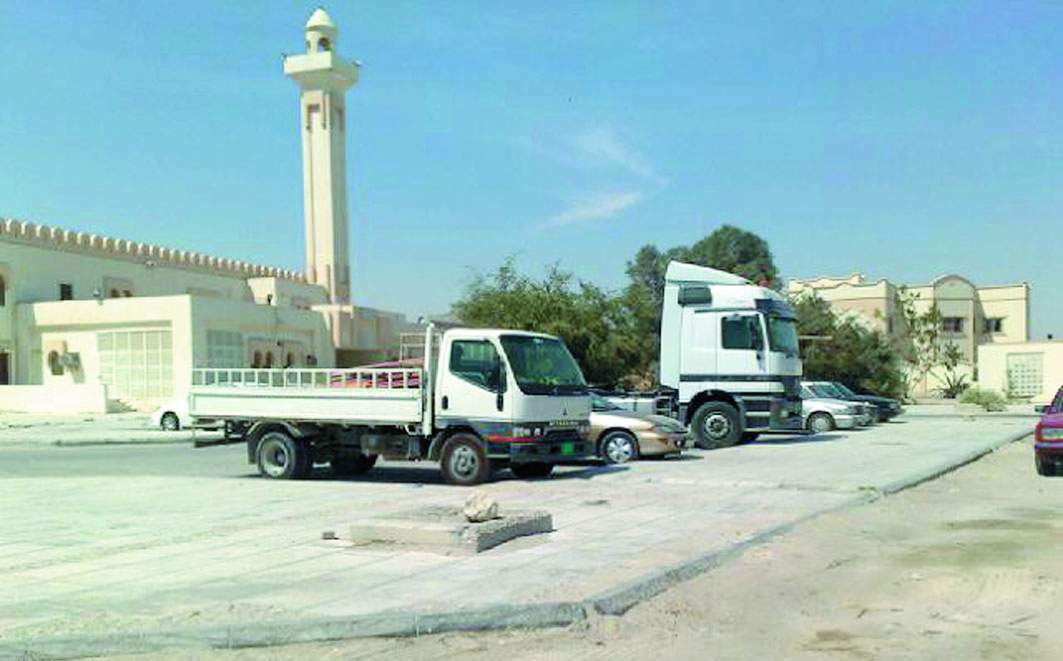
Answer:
659;261;803;448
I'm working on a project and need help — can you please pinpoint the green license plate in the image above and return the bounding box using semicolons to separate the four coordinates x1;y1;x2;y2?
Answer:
561;442;575;456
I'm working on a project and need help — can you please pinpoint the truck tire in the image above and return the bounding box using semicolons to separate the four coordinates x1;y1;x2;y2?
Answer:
807;412;835;434
511;462;555;479
691;401;742;449
331;453;377;477
440;433;492;486
256;430;311;480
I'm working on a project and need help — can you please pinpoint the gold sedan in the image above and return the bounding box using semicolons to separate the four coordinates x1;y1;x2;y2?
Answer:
591;394;688;464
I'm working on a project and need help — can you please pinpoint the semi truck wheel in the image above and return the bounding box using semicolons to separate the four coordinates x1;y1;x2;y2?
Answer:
331;453;377;477
440;433;491;486
691;401;742;449
511;462;555;479
807;412;835;434
256;431;311;480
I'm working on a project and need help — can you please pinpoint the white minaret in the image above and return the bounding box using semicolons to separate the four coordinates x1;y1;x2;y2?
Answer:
284;8;359;303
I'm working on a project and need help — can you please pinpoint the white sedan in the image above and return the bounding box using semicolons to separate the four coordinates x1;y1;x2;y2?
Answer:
800;386;861;433
150;398;193;431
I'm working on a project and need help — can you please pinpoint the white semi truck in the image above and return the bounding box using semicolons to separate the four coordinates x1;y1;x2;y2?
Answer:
188;326;593;485
658;261;804;448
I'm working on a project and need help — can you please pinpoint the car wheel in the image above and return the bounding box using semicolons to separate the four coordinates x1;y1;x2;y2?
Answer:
331;453;377;477
1035;455;1059;477
440;433;492;486
160;412;180;432
691;401;742;449
256;431;311;480
511;462;555;479
807;412;835;434
599;431;638;464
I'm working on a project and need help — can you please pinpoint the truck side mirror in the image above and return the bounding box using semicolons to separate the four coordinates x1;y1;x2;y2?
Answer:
496;363;507;411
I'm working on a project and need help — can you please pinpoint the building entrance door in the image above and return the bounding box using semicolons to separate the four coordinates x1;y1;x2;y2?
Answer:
0;352;9;385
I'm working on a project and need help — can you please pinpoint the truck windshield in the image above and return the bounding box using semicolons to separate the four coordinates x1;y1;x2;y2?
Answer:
766;315;800;357
499;335;587;396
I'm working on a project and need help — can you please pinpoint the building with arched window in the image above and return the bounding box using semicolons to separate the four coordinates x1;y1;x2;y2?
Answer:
0;10;409;413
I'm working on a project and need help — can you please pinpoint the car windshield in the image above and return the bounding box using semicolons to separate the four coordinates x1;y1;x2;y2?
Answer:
499;334;588;396
811;384;844;399
832;382;857;397
766;315;800;357
590;393;621;411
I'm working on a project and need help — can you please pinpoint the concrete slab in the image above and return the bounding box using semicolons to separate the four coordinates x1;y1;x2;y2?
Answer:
349;506;553;554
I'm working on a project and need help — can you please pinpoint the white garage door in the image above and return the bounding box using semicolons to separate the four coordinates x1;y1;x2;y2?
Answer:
1006;352;1043;397
98;330;174;400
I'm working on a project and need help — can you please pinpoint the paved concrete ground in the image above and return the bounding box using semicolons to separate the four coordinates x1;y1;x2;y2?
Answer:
0;415;1032;658
138;437;1060;661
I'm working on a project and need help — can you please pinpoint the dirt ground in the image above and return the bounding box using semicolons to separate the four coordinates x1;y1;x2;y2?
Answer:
116;437;1061;661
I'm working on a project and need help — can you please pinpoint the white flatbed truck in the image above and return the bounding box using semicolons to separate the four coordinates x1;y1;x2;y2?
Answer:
188;326;593;485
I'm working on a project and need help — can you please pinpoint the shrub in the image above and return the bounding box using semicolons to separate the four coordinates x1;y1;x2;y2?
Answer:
959;387;1007;412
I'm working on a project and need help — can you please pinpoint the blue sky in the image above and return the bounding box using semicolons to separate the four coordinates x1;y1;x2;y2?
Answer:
1;1;1059;335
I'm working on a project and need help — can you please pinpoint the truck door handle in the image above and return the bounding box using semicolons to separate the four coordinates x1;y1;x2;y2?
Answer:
442;396;449;410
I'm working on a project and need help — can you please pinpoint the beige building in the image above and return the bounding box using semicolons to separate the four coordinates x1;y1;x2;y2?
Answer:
788;273;1031;397
0;10;406;413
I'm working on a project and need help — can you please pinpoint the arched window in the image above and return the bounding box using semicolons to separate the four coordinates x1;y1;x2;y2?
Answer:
318;37;330;52
47;351;64;376
109;289;120;298
252;351;262;368
285;352;294;368
0;275;6;307
264;352;274;368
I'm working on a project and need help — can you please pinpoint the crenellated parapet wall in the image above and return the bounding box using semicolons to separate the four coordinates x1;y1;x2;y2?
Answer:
0;218;307;283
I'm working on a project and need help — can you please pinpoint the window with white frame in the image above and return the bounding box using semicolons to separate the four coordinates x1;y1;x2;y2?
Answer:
98;330;174;400
1006;352;1043;397
206;330;244;368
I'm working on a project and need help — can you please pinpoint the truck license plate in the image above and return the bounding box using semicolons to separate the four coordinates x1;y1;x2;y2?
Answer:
561;442;575;456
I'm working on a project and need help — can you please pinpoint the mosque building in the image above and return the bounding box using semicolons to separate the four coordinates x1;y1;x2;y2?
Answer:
0;9;406;413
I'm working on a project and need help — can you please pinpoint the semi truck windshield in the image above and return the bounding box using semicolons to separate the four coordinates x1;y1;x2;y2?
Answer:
500;335;587;395
766;315;800;357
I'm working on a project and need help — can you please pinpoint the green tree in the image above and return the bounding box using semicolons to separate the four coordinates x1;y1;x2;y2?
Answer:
793;294;907;399
452;259;639;386
684;224;780;287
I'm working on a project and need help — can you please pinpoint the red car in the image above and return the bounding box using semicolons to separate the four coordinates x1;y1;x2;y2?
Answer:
1035;385;1063;476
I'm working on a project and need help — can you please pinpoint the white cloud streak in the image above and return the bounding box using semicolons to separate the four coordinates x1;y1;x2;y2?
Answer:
527;126;667;230
539;191;644;229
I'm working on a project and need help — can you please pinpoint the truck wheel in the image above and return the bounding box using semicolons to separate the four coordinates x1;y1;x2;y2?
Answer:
440;433;492;486
807;412;835;434
691;401;742;449
331;453;377;477
511;462;555;479
160;412;180;432
256;431;310;480
599;431;638;464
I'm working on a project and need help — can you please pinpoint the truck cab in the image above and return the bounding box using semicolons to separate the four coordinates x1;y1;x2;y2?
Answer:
659;261;803;448
432;328;592;481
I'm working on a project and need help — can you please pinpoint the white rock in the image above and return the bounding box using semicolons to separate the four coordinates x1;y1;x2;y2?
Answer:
463;491;499;523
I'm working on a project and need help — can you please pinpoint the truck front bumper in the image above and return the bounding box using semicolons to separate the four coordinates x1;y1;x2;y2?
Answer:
489;439;595;463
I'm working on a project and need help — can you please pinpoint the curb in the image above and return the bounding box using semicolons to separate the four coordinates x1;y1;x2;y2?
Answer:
875;427;1032;495
53;438;193;448
0;428;1034;660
